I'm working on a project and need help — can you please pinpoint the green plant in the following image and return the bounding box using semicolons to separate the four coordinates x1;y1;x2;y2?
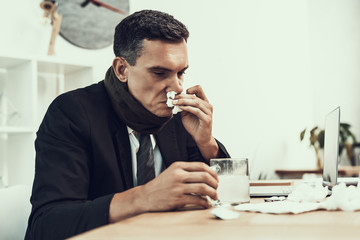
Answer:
300;123;357;167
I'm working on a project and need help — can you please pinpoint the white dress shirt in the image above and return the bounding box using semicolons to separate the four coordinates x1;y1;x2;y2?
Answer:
127;126;164;186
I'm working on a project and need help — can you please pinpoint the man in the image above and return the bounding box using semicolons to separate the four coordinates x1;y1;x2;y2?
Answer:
25;10;229;239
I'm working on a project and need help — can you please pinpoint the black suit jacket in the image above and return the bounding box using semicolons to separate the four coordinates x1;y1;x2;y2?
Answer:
25;81;229;240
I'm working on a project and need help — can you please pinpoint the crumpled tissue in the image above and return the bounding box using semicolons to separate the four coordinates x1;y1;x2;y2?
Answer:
319;183;360;211
287;181;329;203
166;91;182;114
233;181;360;214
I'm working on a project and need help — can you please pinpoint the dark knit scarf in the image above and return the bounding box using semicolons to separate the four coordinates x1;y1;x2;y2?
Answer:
104;67;172;134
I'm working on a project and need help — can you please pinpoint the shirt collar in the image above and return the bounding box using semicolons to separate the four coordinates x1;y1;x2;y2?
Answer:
127;126;156;148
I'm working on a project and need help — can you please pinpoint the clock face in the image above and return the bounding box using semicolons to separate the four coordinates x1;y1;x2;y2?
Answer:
56;0;129;49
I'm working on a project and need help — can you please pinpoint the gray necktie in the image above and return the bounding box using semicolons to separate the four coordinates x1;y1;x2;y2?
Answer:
136;134;155;185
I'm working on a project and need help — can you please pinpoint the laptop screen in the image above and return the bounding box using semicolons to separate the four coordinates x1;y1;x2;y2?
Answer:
322;106;340;187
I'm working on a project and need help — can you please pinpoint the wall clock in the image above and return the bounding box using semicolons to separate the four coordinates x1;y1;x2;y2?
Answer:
53;0;129;49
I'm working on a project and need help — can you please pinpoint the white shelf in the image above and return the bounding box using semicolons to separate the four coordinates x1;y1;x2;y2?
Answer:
0;55;95;187
37;60;92;75
0;126;34;134
0;56;31;69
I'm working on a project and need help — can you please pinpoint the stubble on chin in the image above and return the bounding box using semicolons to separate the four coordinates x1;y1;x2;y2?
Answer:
153;107;173;118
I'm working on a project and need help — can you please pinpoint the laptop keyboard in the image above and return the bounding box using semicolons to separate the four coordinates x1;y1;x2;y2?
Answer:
249;185;294;197
281;186;293;194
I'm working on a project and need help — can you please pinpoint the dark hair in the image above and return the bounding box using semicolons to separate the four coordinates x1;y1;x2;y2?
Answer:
113;10;189;65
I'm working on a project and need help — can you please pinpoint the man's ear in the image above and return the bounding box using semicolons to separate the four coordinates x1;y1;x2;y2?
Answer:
112;57;128;82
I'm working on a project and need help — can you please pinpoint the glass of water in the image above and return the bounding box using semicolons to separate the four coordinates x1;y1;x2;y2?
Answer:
210;158;250;205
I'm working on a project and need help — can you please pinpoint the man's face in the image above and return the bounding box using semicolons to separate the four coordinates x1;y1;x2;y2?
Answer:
126;39;188;117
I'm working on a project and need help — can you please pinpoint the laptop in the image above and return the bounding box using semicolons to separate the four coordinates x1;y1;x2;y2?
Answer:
249;106;358;197
322;106;358;189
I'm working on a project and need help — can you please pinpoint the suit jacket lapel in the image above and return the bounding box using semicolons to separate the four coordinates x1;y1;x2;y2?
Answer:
156;120;183;168
112;117;134;190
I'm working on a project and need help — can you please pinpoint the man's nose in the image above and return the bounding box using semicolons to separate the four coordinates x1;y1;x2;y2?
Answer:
169;76;183;93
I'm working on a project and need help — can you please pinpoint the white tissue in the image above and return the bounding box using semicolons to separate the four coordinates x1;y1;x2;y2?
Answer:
234;201;319;214
287;182;328;203
233;182;360;214
211;207;240;220
166;91;176;104
319;182;360;211
166;91;182;114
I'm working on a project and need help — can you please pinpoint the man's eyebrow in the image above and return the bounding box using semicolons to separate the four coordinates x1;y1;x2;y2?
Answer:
148;66;172;72
148;65;189;72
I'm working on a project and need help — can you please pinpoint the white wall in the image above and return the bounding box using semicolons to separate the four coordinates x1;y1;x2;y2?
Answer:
309;0;360;130
130;0;360;179
1;0;359;180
